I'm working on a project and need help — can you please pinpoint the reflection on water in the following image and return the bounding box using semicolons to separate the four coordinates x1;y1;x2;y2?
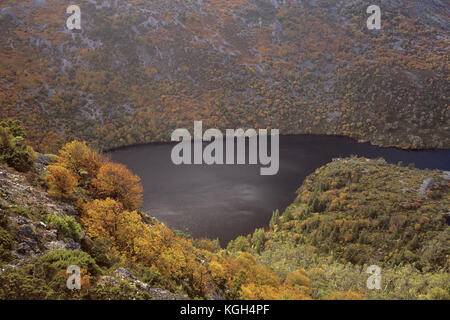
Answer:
110;135;450;245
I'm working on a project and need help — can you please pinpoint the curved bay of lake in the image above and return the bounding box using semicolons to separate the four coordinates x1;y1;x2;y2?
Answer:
109;135;450;245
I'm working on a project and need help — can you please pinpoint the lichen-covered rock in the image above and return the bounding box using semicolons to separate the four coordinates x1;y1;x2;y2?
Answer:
35;153;50;172
443;172;450;181
1;164;81;263
418;178;436;198
96;268;188;300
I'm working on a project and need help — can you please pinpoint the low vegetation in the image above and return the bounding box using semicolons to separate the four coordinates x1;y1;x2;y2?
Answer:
228;158;450;299
0;120;36;172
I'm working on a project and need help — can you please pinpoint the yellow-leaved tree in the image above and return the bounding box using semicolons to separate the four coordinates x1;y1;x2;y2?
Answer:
81;198;151;259
46;164;79;199
57;140;103;185
92;162;143;210
81;198;125;241
211;251;312;300
80;197;212;296
284;269;312;291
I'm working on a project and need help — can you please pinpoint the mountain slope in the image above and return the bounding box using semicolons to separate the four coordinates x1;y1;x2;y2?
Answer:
228;157;450;299
1;121;449;300
1;0;449;152
263;157;450;269
0;124;316;300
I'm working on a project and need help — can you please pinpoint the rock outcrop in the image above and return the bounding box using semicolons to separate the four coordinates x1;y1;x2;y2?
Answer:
418;178;437;198
0;164;80;264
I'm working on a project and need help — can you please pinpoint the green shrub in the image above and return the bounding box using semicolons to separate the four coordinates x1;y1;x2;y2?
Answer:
133;265;162;286
282;208;294;222
2;250;100;300
44;154;58;163
3;145;36;172
227;236;250;252
269;210;280;229
0;208;8;228
86;239;114;268
0;227;15;263
0;269;55;300
422;287;450;300
7;205;32;218
89;280;152;300
0;122;36;172
0;120;26;138
47;215;83;241
34;250;101;281
251;228;265;253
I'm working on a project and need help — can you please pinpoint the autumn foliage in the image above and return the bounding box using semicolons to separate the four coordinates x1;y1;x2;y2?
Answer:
324;291;364;300
46;140;143;210
57;140;103;185
1;1;447;153
42;140;317;299
80;197;212;295
46;165;79;199
92;162;143;210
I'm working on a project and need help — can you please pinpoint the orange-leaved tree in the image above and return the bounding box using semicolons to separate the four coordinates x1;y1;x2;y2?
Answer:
81;197;212;296
92;162;143;210
57;140;104;186
46;164;79;199
210;251;312;300
81;198;150;258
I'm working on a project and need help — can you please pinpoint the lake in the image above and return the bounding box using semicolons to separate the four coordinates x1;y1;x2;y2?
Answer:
109;135;450;245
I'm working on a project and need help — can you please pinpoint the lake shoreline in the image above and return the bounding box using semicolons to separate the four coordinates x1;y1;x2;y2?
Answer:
105;133;450;154
110;135;449;244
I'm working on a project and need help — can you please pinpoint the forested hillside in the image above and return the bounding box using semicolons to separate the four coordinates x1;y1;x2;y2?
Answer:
228;157;450;299
1;0;449;152
0;121;316;300
1;122;449;300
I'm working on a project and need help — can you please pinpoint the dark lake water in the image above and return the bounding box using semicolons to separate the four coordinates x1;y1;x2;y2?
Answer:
109;135;450;245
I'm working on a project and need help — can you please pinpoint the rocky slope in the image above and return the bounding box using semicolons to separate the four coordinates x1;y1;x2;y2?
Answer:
0;161;186;300
0;0;448;152
0;162;79;261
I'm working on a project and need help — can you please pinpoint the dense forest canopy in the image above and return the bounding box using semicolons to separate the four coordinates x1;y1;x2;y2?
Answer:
0;0;448;152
